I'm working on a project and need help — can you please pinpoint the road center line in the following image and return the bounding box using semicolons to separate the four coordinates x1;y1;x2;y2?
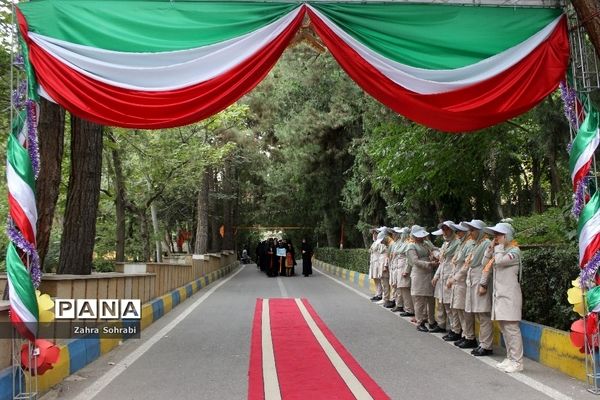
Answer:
71;265;246;400
276;277;288;297
294;298;374;400
314;267;574;400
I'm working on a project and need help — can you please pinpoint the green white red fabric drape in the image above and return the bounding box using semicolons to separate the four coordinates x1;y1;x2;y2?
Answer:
6;106;40;341
16;1;569;132
565;96;600;286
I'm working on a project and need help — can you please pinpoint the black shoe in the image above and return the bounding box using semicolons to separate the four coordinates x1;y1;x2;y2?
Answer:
399;312;415;317
429;325;447;333
458;339;478;349
443;332;461;341
471;347;493;356
454;338;466;347
390;306;403;312
370;295;382;302
416;323;429;333
383;301;395;308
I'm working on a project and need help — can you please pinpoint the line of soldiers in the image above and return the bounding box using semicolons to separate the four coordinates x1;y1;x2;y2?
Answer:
369;220;524;373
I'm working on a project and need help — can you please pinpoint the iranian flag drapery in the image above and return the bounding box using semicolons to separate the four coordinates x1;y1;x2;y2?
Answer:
15;1;569;132
307;3;568;132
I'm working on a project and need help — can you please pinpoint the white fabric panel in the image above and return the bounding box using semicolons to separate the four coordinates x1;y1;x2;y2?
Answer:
7;162;38;238
571;128;600;183
309;6;562;95
29;7;302;91
580;209;600;264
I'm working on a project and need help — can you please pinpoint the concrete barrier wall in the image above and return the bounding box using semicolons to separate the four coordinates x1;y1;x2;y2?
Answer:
312;258;587;382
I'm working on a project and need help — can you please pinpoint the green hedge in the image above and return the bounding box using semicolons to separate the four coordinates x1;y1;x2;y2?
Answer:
315;246;579;331
314;247;370;274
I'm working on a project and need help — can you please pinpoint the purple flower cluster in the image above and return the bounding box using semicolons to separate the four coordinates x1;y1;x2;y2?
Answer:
26;100;40;179
572;178;589;218
6;221;41;288
560;81;580;131
581;251;600;289
11;80;27;109
13;55;24;68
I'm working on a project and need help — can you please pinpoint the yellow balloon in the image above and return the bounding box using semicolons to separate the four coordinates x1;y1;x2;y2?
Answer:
572;278;581;288
38;293;54;311
39;309;55;324
574;301;586;317
567;286;583;305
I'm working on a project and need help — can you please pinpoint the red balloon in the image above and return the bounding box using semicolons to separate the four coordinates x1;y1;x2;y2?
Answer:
586;313;598;335
570;329;585;348
570;319;585;346
20;339;60;376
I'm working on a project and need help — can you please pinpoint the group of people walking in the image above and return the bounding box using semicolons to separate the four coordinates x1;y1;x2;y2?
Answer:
256;238;313;277
369;220;524;373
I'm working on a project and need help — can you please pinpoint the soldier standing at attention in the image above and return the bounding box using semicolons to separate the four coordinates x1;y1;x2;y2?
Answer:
481;222;524;373
388;228;402;311
463;220;493;355
397;228;415;317
431;221;460;334
407;225;438;332
390;227;411;313
451;220;488;349
447;222;477;346
370;228;390;304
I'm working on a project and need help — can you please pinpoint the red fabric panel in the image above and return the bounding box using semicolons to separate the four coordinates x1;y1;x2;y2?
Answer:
573;159;592;191
18;8;305;129
248;299;265;400
581;233;600;267
10;307;36;342
8;193;36;245
308;10;570;132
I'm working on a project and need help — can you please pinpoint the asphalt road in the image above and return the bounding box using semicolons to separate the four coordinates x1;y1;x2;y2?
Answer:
41;263;595;400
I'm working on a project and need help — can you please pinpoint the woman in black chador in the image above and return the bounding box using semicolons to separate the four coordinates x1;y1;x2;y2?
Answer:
301;238;313;277
266;238;276;277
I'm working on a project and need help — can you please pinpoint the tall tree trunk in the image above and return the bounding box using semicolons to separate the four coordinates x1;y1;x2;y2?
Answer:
571;0;600;58
147;180;161;262
139;210;151;261
548;148;561;207
209;167;221;252
222;160;234;250
195;168;210;254
57;117;103;274
36;98;65;268
164;230;173;256
531;157;544;214
108;134;126;262
323;212;338;247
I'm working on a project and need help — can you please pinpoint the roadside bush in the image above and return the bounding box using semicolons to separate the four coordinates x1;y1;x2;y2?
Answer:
521;245;579;331
314;247;369;274
315;245;579;331
93;259;115;273
510;207;575;245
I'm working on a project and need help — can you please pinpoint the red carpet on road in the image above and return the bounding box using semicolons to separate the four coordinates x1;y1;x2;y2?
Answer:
248;298;390;400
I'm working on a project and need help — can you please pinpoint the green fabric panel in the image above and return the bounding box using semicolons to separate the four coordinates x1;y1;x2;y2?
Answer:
18;0;298;52
579;191;600;237
7;133;36;193
19;35;39;101
6;243;39;319
570;108;599;178
311;3;562;69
